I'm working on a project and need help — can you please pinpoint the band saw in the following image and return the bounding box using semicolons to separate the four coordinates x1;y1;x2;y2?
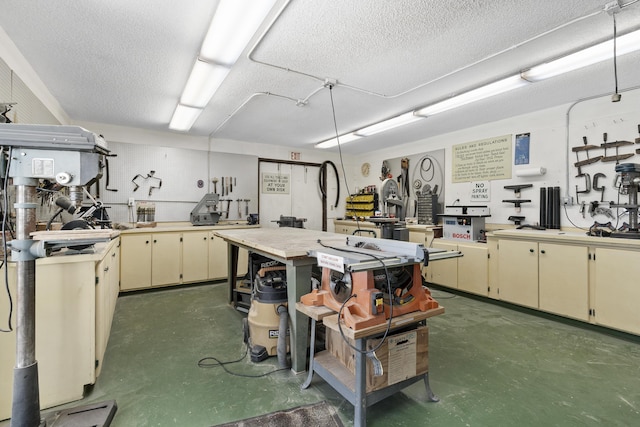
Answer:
300;236;461;330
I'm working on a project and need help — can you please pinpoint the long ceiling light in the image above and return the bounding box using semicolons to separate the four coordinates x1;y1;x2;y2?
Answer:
316;132;362;149
316;28;640;149
521;29;640;82
169;0;277;131
414;75;529;117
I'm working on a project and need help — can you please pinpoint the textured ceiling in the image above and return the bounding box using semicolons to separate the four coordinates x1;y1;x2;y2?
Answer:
1;0;640;154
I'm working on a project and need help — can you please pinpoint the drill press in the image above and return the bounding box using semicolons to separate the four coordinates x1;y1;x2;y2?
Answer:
611;163;640;239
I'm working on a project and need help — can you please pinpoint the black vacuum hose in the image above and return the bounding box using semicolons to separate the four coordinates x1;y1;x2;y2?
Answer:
319;160;340;208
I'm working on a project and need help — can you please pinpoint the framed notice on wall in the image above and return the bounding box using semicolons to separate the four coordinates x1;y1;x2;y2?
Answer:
452;134;512;183
261;172;290;194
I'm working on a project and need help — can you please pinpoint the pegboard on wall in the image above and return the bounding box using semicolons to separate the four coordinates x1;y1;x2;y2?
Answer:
381;149;445;222
565;89;640;230
99;141;258;223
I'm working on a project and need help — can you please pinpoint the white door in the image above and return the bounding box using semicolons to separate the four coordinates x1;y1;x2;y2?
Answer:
259;161;323;230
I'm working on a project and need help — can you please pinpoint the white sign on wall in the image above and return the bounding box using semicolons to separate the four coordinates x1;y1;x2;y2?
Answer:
262;173;290;194
470;181;490;201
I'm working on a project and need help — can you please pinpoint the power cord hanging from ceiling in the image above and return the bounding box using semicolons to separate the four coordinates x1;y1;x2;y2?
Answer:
1;148;14;332
611;11;621;102
326;84;366;231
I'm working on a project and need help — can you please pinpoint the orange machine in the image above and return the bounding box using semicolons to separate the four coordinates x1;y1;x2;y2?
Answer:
301;262;439;331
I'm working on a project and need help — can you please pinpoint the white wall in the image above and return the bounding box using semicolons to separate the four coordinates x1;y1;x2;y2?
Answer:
351;88;640;231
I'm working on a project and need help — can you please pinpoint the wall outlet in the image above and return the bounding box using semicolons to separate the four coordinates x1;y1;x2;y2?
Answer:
128;197;135;207
562;196;573;206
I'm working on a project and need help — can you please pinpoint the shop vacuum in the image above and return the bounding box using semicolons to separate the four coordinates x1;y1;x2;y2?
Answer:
242;254;290;368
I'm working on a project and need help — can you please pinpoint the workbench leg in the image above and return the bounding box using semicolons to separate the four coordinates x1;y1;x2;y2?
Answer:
424;373;440;402
354;338;367;427
301;318;317;389
226;243;239;305
286;264;313;373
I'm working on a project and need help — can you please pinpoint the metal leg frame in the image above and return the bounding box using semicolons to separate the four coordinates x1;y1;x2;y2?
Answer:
302;330;439;427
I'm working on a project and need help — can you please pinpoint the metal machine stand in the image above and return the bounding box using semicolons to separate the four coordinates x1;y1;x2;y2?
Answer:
11;179;40;427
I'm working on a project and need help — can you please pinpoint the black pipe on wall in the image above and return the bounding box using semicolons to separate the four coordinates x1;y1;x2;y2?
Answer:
540;187;547;228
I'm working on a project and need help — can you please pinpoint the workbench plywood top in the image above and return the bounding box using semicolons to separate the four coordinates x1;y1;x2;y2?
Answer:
214;227;347;260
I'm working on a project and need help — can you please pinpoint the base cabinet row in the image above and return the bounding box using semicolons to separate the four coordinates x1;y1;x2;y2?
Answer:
120;230;248;291
428;234;640;337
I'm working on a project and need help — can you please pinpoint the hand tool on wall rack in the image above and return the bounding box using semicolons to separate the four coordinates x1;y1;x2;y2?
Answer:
600;132;634;164
212;177;219;194
105;154;118;192
572;136;602;169
236;198;242;218
593;172;606;202
504;184;533;197
221;177;225;196
243;199;250;216
502;199;531;213
229;176;233;193
508;215;526;226
575;172;591;204
221;198;232;218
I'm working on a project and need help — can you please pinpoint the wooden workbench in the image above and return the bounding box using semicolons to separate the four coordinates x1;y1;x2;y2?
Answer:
214;227;347;373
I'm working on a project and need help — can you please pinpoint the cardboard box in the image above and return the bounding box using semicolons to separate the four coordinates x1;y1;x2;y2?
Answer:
325;325;429;393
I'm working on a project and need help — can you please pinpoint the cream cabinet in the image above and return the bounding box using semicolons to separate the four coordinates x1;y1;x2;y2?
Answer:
1;238;120;421
497;239;539;308
182;230;210;283
457;242;489;296
207;231;249;280
119;233;153;290
151;232;182;286
427;239;459;288
95;240;121;376
593;247;640;335
426;239;488;297
538;243;589;321
496;238;590;319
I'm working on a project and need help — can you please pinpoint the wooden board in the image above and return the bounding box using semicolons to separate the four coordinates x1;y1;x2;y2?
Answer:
296;302;335;321
214;227;347;260
30;229;120;241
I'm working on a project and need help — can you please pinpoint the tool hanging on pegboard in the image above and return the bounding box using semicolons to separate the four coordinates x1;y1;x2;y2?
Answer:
132;170;163;195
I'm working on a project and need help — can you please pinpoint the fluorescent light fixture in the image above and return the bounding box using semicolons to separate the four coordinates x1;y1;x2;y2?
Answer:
316;132;362;149
415;75;529;117
201;0;278;65
180;60;231;108
521;29;640;82
170;0;277;131
169;104;203;131
355;112;422;136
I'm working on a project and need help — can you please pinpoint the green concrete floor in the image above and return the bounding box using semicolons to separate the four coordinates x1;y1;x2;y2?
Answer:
7;282;640;426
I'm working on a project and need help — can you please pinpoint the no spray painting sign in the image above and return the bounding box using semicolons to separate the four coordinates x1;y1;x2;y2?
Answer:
470;181;490;202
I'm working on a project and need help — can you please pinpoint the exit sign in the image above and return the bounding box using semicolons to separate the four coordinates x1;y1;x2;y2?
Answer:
290;152;301;161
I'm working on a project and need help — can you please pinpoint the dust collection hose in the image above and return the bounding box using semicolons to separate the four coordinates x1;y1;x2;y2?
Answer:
276;304;289;369
319;160;340;208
